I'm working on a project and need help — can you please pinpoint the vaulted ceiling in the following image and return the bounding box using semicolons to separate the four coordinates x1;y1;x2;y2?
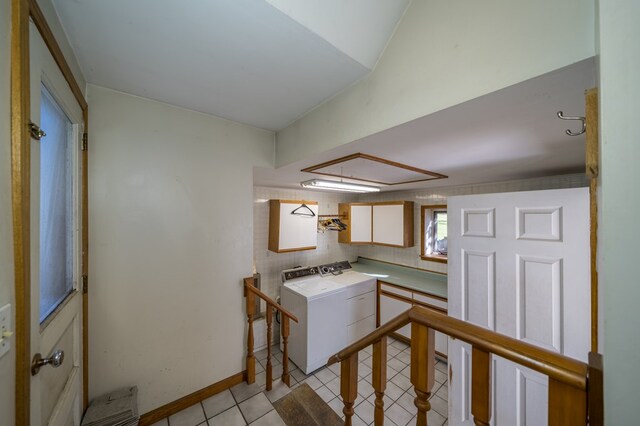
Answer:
52;0;411;130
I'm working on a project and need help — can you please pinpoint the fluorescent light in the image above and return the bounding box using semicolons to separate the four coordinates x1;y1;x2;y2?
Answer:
300;179;380;193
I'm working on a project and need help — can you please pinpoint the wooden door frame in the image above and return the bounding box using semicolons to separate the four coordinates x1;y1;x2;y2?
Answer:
11;0;89;423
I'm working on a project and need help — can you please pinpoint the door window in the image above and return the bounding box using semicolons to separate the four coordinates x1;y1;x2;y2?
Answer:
39;83;75;323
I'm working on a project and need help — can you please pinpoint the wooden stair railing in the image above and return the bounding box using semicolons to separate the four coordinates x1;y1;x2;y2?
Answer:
243;277;298;391
328;305;603;426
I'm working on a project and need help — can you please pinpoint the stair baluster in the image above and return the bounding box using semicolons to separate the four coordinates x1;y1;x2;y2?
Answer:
410;322;435;426
266;306;273;391
471;346;492;426
245;287;256;384
281;316;290;386
340;353;359;426
372;337;387;426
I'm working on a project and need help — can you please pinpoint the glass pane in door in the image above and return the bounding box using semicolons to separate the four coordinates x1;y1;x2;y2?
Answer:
39;84;74;323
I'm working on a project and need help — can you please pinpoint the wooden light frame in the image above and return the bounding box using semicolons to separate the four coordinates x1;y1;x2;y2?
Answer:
301;153;447;186
11;0;90;423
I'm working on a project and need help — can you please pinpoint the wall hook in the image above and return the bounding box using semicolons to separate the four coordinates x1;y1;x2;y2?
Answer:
557;111;586;136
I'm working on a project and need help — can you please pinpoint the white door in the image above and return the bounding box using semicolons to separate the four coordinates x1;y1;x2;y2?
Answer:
29;22;85;426
448;188;590;425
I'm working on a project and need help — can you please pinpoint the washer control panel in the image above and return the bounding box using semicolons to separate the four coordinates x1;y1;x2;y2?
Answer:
281;266;319;283
318;261;352;277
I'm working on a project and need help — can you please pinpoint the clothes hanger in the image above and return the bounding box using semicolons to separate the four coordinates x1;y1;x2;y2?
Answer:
291;203;316;217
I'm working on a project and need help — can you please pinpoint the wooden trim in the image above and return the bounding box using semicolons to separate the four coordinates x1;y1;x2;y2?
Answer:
331;306;589;391
412;298;448;315
420;205;448;263
268;199;280;251
358;256;447;276
138;371;246;425
585;88;599;179
587;352;604;425
328;311;412;365
11;0;93;418
301;153;447;186
403;201;414;247
375;281;381;327
244;278;298;322
406;307;588;390
82;108;89;410
11;0;32;423
420;205;426;262
273;199;318;205
380;289;413;305
28;0;87;111
269;246;317;253
585;88;599;353
379;290;448;315
419;255;448;264
378;280;448;303
590;179;598;352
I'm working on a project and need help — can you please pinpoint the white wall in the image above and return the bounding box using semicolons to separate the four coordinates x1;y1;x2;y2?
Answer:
87;85;274;413
0;0;16;423
276;0;595;167
598;0;640;423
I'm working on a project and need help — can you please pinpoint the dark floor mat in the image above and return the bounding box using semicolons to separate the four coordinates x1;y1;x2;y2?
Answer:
273;383;343;426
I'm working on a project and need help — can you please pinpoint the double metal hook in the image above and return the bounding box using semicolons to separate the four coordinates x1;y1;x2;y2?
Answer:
557;111;586;136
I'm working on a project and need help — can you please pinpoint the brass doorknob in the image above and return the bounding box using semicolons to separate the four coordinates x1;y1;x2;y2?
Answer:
31;350;64;376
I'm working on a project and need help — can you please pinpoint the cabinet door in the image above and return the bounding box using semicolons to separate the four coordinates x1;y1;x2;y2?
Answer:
372;204;404;246
278;203;318;250
379;293;412;339
350;205;372;243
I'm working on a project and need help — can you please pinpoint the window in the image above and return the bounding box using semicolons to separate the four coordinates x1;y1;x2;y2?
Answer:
421;204;447;263
39;84;76;323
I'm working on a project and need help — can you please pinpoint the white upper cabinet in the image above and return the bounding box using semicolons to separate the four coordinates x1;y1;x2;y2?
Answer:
269;200;318;252
339;201;414;247
372;203;405;246
348;204;372;243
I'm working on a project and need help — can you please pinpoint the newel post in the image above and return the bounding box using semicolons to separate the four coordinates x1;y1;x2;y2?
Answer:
548;379;587;425
245;282;256;384
410;322;435;426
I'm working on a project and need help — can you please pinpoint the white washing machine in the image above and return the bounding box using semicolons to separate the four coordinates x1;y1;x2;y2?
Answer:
280;261;376;374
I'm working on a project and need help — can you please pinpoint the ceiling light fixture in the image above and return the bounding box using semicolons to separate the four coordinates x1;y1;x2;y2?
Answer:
300;179;380;193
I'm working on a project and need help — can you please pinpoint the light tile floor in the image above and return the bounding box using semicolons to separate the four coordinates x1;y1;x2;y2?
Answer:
151;337;448;426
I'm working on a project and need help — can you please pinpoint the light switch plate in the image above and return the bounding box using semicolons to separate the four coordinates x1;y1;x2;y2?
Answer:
0;304;12;358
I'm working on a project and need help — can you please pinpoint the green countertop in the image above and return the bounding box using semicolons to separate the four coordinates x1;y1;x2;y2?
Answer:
351;257;448;299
